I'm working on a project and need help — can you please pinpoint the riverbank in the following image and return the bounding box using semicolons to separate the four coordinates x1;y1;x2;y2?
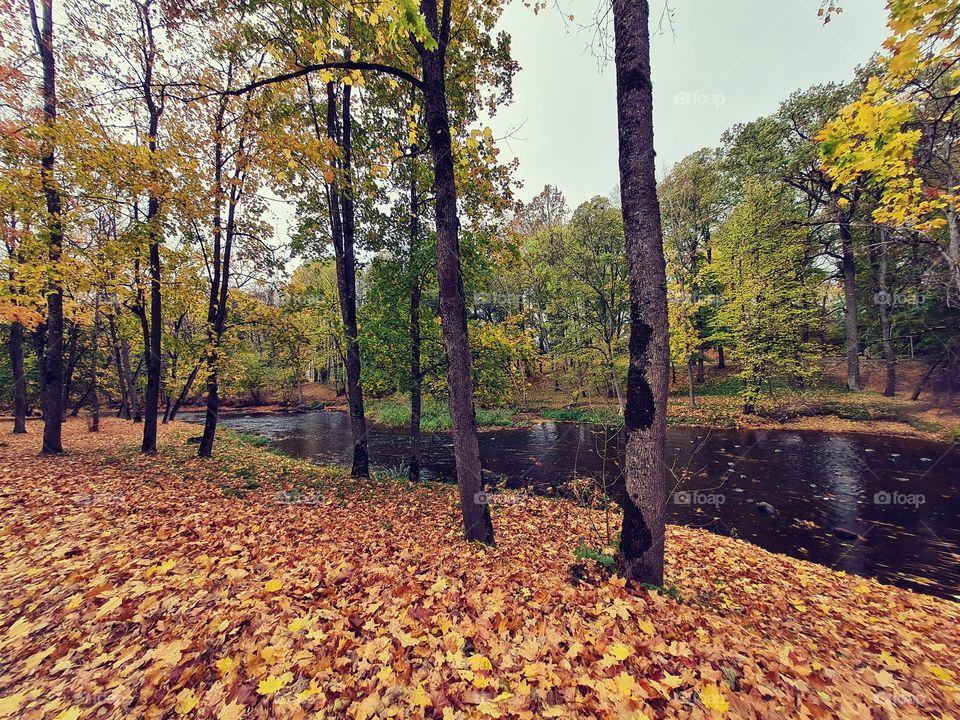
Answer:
1;419;957;718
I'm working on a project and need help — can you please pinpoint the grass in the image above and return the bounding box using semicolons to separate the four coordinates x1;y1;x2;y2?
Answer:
369;396;518;431
539;407;623;425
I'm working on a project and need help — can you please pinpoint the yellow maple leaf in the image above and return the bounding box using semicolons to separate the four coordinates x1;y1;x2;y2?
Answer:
0;693;27;716
609;642;632;661
217;701;245;720
926;664;955;683
96;595;122;616
264;579;283;593
637;618;655;636
63;594;84;612
257;672;293;695
467;654;493;671
214;657;237;674
175;688;198;715
7;617;34;638
53;709;82;720
699;684;729;714
409;685;431;708
614;671;635;697
476;700;502;717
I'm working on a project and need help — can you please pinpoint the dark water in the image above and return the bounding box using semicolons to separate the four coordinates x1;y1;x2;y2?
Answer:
183;410;960;600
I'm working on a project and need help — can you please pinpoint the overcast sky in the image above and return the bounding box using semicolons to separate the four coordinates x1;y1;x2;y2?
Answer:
488;0;890;209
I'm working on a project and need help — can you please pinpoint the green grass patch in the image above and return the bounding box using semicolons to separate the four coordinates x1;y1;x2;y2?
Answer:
539;407;623;425
370;396;518;430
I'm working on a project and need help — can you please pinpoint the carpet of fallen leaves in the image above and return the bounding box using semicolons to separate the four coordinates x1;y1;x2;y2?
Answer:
1;419;958;720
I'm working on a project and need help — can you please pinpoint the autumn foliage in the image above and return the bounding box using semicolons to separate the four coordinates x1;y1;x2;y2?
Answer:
0;420;957;719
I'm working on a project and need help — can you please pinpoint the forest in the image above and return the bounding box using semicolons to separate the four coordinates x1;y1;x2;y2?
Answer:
1;0;959;718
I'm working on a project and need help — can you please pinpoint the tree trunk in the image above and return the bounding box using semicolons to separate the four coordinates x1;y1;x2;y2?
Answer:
90;294;100;432
687;358;696;409
717;343;725;369
418;0;493;544
408;157;423;483
839;215;862;390
612;0;670;585
330;81;370;478
29;0;64;453
167;356;201;422
911;352;944;401
873;230;896;397
9;321;27;433
61;321;79;420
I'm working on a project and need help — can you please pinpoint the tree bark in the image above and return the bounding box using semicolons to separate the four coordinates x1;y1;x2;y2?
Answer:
418;0;493;544
330;81;370;478
28;0;64;453
839;215;862;390
9;321;27;433
408;154;423;483
140;4;163;455
695;348;704;384
717;343;725;368
90;293;100;432
872;230;896;397
911;352;944;401
687;358;696;409
612;0;670;585
168;356;201;422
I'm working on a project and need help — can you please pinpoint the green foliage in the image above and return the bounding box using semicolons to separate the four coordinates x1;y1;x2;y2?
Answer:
711;180;823;411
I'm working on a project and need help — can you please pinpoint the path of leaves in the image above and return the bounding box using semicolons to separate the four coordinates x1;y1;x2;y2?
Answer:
0;419;957;719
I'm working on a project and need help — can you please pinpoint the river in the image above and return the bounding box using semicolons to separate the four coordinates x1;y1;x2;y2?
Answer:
182;410;960;600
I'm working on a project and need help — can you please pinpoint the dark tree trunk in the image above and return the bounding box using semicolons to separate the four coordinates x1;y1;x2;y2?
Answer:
330;81;369;478
687;359;696;409
142;201;162;453
717;344;725;369
408;155;422;483
28;0;64;453
199;91;243;458
5;232;27;433
61;321;80;420
872;230;896;397
167;356;201;422
90;294;100;432
839;215;862;391
418;0;493;544
612;0;670;585
911;352;945;401
107;313;129;418
10;321;26;433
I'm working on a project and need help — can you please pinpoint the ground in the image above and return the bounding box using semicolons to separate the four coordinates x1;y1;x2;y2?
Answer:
0;419;957;719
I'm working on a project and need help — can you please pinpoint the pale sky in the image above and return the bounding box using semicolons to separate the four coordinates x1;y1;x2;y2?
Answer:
489;0;890;208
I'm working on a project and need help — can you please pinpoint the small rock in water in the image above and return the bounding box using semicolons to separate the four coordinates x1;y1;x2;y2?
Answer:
865;448;875;453
774;449;782;453
921;457;933;462
834;526;864;541
756;502;776;516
